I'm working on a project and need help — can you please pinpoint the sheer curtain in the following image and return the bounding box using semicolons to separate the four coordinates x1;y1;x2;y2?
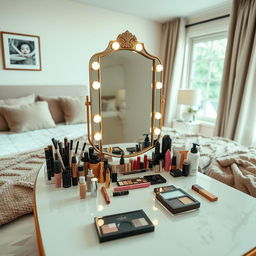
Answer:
214;0;256;145
161;18;186;126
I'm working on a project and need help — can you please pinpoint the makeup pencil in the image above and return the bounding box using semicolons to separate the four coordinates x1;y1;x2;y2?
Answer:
101;186;110;204
75;141;79;156
51;138;66;171
78;142;86;166
69;140;73;167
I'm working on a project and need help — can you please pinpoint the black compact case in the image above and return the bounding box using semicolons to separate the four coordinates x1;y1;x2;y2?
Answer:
143;174;167;185
94;210;155;242
156;187;200;214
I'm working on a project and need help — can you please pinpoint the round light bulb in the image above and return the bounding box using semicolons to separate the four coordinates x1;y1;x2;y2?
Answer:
156;82;163;89
94;132;102;141
155;112;162;119
156;64;163;72
93;114;101;123
135;43;143;51
91;61;100;70
154;128;161;136
112;41;120;50
92;81;101;90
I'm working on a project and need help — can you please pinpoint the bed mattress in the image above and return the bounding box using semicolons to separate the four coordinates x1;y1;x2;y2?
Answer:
0;123;87;157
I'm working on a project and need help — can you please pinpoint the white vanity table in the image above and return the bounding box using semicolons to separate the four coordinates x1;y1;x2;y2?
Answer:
34;152;256;256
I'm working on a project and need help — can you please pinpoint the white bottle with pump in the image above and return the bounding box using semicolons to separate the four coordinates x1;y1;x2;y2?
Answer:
188;143;200;175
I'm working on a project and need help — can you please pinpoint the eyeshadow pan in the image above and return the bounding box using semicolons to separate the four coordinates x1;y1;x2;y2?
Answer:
101;223;118;234
179;197;194;205
128;180;133;185
168;198;184;208
162;190;185;199
132;217;148;227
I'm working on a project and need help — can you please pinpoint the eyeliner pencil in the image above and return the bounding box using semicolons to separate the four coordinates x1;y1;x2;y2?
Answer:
78;142;86;166
52;138;66;171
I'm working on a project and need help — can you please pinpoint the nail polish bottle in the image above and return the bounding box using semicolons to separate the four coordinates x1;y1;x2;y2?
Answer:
86;169;94;192
54;160;62;188
71;156;78;186
62;167;71;188
79;176;87;199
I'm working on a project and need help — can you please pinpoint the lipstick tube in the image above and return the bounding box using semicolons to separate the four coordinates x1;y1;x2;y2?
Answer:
101;186;110;204
192;184;218;202
143;155;148;168
113;182;151;191
136;157;141;170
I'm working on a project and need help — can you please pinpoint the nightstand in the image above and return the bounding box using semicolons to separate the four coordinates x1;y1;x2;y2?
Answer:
172;120;200;134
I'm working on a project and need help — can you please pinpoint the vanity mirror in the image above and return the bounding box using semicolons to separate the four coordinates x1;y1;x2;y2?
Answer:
86;31;164;158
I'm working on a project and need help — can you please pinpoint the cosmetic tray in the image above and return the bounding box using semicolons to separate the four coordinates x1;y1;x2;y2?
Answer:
94;209;155;242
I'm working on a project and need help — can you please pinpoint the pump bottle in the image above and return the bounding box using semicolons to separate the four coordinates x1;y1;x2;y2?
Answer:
188;143;200;176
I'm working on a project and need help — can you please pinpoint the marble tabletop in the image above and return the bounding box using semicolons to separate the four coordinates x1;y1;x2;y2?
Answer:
34;159;256;256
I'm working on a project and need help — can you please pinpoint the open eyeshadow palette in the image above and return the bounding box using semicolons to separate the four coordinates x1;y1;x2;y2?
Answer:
94;210;155;242
155;185;200;214
117;177;148;186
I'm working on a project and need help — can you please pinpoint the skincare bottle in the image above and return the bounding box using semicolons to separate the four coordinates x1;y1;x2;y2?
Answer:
86;169;94;192
62;167;71;188
79;176;87;199
105;168;111;188
71;156;78;186
91;178;98;197
83;152;89;176
188;143;200;176
54;160;62;188
120;154;125;173
89;154;100;178
183;159;190;176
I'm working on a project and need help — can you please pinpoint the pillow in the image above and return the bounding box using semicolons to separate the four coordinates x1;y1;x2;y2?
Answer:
0;101;56;132
102;99;117;112
0;94;35;131
59;96;86;124
37;96;64;123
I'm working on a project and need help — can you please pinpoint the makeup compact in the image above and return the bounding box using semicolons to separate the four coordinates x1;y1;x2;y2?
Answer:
94;210;154;242
143;174;167;185
170;169;183;177
117;177;148;186
156;187;200;214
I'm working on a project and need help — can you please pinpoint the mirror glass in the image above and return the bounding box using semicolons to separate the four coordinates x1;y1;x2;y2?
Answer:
100;51;152;146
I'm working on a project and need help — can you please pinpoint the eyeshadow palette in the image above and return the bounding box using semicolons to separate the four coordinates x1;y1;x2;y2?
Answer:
94;210;155;242
143;174;167;185
156;188;200;214
117;177;148;186
154;185;177;193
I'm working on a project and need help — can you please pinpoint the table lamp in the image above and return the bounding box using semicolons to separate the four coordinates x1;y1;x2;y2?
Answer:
177;89;201;121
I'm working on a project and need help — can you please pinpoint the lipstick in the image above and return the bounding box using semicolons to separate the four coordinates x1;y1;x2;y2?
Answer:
101;186;110;204
192;184;218;202
113;182;150;191
164;149;171;172
143;155;148;168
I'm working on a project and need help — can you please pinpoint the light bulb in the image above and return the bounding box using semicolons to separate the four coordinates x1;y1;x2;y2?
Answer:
155;112;162;119
155;82;163;89
92;81;101;90
154;128;161;136
91;61;100;70
93;114;101;123
156;64;163;72
94;132;102;141
112;41;120;50
135;43;143;51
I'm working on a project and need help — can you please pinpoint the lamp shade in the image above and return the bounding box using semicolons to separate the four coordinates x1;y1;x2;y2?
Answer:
177;89;201;106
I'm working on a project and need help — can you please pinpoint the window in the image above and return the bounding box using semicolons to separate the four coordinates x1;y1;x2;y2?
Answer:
187;33;227;121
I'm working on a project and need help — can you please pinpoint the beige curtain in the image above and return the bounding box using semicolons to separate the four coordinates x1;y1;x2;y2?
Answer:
161;18;186;126
214;0;256;145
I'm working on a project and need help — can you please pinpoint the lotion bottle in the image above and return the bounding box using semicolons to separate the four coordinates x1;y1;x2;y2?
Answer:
188;143;200;176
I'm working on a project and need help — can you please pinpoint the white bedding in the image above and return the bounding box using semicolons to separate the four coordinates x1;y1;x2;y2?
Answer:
0;123;87;157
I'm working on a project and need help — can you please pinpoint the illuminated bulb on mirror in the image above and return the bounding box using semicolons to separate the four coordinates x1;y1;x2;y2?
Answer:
93;114;101;123
154;128;161;136
156;64;163;72
92;81;101;90
94;132;102;141
91;61;100;70
135;43;143;51
155;112;162;119
155;82;163;89
112;41;120;50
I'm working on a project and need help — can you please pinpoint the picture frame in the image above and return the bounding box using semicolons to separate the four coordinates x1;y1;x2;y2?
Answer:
1;31;42;71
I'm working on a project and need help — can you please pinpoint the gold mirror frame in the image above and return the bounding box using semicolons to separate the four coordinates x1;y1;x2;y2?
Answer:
86;30;164;158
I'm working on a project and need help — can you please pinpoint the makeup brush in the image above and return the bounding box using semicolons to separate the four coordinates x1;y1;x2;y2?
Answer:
78;142;86;166
69;140;73;167
51;138;66;171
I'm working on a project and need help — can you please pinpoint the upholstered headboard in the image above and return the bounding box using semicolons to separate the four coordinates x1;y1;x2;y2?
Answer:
0;85;88;99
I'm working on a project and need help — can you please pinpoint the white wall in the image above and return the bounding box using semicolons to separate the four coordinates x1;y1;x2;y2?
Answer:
0;0;161;87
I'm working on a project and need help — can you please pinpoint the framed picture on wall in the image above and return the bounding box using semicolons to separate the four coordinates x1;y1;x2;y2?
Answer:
1;31;41;71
